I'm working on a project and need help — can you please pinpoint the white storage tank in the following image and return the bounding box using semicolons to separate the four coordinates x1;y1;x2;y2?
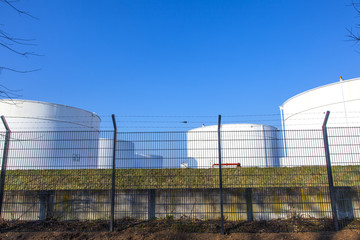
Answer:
187;124;279;168
280;77;360;166
98;138;163;169
133;153;163;169
0;99;100;169
281;77;360;130
98;138;135;169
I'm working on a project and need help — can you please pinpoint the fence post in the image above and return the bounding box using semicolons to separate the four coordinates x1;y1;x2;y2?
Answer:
110;114;117;232
245;188;253;222
322;111;339;231
0;116;11;219
217;115;224;235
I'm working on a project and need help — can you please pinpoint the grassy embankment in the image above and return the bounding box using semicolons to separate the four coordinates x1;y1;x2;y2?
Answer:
3;165;360;190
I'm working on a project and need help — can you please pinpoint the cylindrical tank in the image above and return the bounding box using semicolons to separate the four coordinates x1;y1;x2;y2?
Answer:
133;153;163;169
0;99;100;169
98;138;135;169
187;124;279;168
280;77;360;166
98;139;163;169
281;77;360;129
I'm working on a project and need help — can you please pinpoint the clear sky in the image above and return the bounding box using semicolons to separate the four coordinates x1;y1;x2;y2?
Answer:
1;0;359;124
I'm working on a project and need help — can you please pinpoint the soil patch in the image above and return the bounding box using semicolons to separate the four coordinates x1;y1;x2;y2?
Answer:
1;218;360;240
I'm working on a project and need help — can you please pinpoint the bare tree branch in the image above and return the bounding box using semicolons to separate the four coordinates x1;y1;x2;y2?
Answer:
0;0;38;20
0;83;21;93
0;0;40;99
0;29;38;56
352;0;360;14
0;67;41;74
348;1;360;44
347;28;360;42
0;42;39;57
0;88;21;99
0;0;39;56
0;81;22;98
0;29;37;46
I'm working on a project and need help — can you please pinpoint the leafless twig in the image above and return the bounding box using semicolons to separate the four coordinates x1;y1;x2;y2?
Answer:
0;0;38;19
348;1;360;44
0;0;40;99
0;67;41;74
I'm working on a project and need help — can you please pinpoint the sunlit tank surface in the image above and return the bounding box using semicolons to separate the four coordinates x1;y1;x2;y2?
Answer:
133;153;163;169
98;138;163;169
0;99;100;170
187;124;279;169
98;139;135;169
280;77;360;166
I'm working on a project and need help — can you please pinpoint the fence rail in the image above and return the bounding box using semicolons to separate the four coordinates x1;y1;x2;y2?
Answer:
0;115;360;232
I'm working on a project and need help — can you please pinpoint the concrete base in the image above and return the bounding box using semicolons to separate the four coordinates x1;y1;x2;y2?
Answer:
1;187;358;221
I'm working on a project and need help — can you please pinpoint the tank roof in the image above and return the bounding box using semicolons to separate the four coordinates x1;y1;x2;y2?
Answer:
0;99;101;121
280;77;360;108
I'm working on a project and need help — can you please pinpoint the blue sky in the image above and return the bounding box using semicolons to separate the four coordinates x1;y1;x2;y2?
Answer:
1;0;359;123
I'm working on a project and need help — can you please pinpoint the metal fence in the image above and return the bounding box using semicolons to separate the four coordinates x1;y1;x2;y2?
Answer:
0;114;360;233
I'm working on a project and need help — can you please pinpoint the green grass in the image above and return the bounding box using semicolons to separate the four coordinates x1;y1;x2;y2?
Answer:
3;165;360;190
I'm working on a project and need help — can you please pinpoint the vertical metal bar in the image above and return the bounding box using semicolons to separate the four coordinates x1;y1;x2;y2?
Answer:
279;106;287;157
110;114;117;232
322;111;339;231
0;116;11;219
262;125;268;167
217;115;224;235
245;188;253;222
